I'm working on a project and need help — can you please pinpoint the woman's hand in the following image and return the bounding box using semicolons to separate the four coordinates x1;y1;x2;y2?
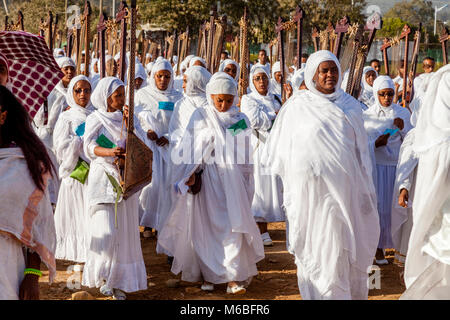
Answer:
156;136;169;147
284;83;293;99
110;146;125;158
123;105;129;119
185;173;196;186
398;188;409;208
147;130;158;141
375;133;390;148
393;117;404;130
19;274;40;300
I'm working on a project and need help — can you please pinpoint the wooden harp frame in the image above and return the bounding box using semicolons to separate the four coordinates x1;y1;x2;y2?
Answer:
380;24;411;107
120;0;153;200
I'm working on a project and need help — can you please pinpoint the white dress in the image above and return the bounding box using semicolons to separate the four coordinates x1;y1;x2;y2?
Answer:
261;89;380;299
391;129;418;266
0;148;56;299
363;103;412;249
158;106;265;284
81;110;147;292
53;104;95;263
135;84;182;234
240;91;284;223
33;81;68;204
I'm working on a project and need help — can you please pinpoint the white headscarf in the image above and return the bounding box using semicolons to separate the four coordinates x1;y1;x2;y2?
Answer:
205;72;240;127
359;66;378;105
183;54;195;68
53;48;65;59
304;50;343;101
57;57;76;69
218;59;240;81
135;63;147;82
184;65;211;96
361;66;377;92
91;77;124;112
290;67;305;92
66;75;94;113
371;75;395;110
249;66;272;97
414;64;450;153
189;56;207;69
271;61;281;79
147;58;181;101
146;61;155;76
90;58;99;75
269;61;282;96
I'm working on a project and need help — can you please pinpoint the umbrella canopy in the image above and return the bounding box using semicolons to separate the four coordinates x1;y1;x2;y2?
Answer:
0;31;63;118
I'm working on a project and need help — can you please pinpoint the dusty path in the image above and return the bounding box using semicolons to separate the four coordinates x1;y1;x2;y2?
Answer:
39;223;404;300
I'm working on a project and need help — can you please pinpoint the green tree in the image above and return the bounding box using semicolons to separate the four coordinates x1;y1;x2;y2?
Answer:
379;0;435;41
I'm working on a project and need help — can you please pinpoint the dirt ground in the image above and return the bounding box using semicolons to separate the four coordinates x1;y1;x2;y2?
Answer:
39;222;405;300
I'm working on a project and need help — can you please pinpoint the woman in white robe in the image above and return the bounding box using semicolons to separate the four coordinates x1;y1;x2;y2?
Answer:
169;65;211;148
260;50;380;300
81;77;147;300
53;75;95;263
401;64;450;299
135;59;183;242
359;66;378;109
0;85;56;300
219;59;240;82
33;57;77;205
363;75;413;264
269;61;282;98
240;66;283;247
188;56;207;69
158;72;264;294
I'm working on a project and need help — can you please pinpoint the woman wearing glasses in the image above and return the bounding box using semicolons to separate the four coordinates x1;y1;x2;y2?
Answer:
240;66;283;247
363;75;413;265
53;76;95;264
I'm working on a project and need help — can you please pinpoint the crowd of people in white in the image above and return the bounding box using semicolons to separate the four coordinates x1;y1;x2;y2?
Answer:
0;43;449;300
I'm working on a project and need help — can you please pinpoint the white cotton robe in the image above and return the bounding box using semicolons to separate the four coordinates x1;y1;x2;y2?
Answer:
0;148;56;299
53;76;95;263
240;68;284;223
135;59;183;236
363;77;412;249
390;128;418;266
261;51;380;300
158;103;264;284
401;65;450;299
81;77;147;293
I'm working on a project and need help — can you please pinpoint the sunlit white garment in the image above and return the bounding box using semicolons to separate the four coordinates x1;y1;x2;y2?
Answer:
261;51;379;300
158;78;264;283
391;129;417;266
0;148;56;297
33;81;68;203
401;65;450;299
363;79;412;249
135;60;183;236
81;77;147;293
0;234;25;300
240;68;283;223
53;76;95;263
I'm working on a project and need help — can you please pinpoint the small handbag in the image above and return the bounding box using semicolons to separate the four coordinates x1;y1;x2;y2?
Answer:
188;169;204;195
70;158;90;184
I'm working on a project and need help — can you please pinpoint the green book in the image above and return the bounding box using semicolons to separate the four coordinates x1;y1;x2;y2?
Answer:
227;119;248;136
96;134;117;149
